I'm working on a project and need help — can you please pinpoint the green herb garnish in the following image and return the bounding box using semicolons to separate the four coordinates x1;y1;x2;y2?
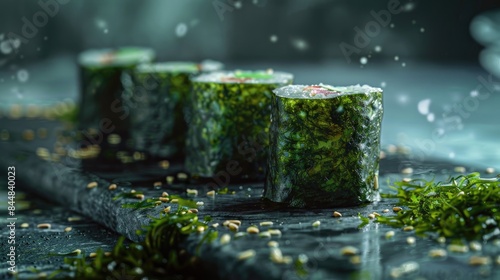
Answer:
377;172;500;241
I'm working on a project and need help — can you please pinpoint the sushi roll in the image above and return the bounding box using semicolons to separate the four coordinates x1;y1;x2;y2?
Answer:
77;47;155;153
186;70;293;182
264;84;383;207
123;60;223;159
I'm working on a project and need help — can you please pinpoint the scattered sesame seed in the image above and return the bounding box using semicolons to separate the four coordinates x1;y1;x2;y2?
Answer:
237;249;256;261
207;190;216;197
437;237;446;244
135;194;145;200
260;221;274;226
130;190;136;193
234;232;247;238
196;201;204;206
374;175;379;190
403;226;414;231
387;144;397;154
36;147;50;159
20;223;29;228
153;181;162;187
158;160;170;169
312;220;321;227
87;181;98;189
379;151;386;159
37;273;47;278
166;176;175;184
333;211;342;218
188;208;199;214
225;220;241;226
469;256;491;266
171;198;179;203
447;244;469;253
385;231;395;239
247;226;259;234
158;197;169;202
368;214;375;219
393;207;403;212
104;252;112;257
390;261;419;278
340;246;359;256
72;249;82;255
67;217;82;222
268;241;279;248
372;212;381;217
469;241;482;251
212;223;219;228
89;252;97;258
454;166;466;173
154;201;162;206
186;189;198;196
485;167;495;174
428;248;447;258
383;209;390;213
402;178;412;183
22;129;35;141
108;184;117;190
228;223;239;232
177;172;188;180
406;237;416;245
268;229;282;236
220;234;231;245
107;134;121;145
196;226;205;233
163;206;171;213
37;223;51;229
64;227;72;232
401;167;413;175
161;192;169;197
270;248;284;263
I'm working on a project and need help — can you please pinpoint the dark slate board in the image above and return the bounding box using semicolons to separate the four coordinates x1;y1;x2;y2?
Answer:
0;118;499;280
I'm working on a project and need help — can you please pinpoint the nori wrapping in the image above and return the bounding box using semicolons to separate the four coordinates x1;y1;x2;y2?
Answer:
77;47;155;158
123;61;223;159
185;70;293;182
264;84;383;207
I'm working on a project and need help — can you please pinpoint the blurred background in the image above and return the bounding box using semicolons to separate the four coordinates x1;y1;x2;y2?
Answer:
1;0;500;169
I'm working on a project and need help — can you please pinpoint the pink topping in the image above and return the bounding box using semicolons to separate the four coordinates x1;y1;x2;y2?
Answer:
304;85;340;96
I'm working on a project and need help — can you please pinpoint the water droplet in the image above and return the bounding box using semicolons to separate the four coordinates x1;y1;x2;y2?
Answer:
0;41;12;54
233;1;242;9
420;27;425;33
394;56;399;61
175;23;188;37
390;23;395;28
402;62;406;67
17;69;29;83
418;99;431;115
103;29;108;34
291;38;308;51
470;90;479;97
360;57;368;65
427;113;435;122
398;94;409;104
449;152;455;159
374;45;382;52
270;35;278;43
381;81;386;87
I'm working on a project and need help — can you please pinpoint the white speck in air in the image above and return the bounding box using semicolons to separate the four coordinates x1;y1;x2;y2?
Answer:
175;23;188;37
470;90;479;97
103;29;109;34
418;99;431;115
374;45;382;52
390;23;395;28
449;152;455;159
402;62;406;67
420;27;425;33
398;94;409;104
381;81;386;87
427;113;435;122
292;38;309;51
360;57;368;65
394;56;399;61
0;41;12;54
17;69;29;83
403;2;415;12
44;36;48;40
270;35;278;43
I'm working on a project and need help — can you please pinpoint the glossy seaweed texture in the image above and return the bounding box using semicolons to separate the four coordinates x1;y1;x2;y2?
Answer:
265;89;384;207
186;81;291;180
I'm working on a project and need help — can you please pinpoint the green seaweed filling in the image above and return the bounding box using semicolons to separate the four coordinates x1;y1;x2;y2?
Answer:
264;85;383;207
